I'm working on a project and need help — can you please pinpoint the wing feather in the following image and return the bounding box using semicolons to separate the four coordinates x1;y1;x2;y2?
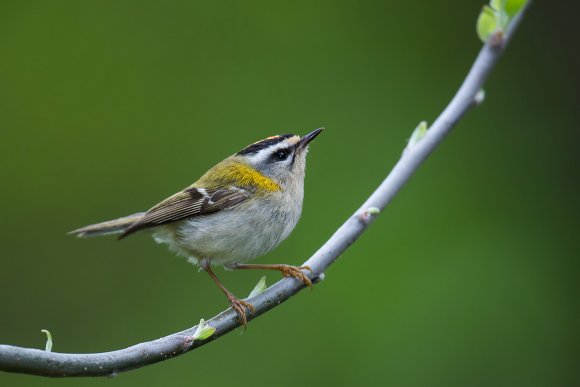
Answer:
118;187;249;239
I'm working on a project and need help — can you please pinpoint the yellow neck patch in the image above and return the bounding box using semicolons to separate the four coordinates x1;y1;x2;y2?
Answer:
201;161;281;192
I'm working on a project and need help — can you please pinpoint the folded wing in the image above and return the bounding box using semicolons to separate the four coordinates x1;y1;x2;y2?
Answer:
119;187;250;239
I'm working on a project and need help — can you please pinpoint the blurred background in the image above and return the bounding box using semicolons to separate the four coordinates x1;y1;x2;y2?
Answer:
0;1;578;386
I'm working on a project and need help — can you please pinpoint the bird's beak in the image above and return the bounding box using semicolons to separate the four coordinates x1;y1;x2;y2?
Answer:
297;128;324;152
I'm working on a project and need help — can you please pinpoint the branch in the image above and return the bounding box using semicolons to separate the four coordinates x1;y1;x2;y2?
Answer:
0;3;530;377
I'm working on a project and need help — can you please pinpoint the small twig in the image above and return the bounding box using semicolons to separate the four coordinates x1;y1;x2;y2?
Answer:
0;2;530;377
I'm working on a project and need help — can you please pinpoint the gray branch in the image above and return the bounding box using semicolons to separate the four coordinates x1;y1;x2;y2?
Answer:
0;4;529;378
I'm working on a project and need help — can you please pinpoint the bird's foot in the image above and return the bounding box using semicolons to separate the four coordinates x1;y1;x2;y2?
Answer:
227;294;255;328
229;263;313;288
279;265;313;288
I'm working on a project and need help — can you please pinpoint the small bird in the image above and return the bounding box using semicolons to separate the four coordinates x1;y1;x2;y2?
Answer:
70;128;323;326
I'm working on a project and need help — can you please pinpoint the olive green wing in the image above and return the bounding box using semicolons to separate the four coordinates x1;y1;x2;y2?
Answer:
118;187;250;239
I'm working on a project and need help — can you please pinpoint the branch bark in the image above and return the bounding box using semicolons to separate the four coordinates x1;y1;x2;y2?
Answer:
0;4;530;378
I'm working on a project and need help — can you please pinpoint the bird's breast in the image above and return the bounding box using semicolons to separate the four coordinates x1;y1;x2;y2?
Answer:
158;190;303;266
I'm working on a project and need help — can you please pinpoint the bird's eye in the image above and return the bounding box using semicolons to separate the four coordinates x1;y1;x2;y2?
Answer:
273;149;289;161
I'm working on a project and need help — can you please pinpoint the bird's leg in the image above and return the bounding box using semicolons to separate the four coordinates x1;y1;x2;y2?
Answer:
201;261;255;328
230;263;313;288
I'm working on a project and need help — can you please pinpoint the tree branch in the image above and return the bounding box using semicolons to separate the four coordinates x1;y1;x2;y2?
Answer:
0;3;530;377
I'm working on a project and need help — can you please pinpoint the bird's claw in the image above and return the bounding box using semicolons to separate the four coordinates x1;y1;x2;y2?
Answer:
280;265;313;288
227;295;255;328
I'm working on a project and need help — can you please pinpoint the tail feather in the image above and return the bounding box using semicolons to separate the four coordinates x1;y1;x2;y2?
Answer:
68;212;146;238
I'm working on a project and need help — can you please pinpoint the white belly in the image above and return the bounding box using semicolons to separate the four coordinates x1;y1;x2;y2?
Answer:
151;194;302;266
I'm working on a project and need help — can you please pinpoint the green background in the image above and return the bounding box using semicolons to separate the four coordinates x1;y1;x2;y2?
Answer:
1;1;578;386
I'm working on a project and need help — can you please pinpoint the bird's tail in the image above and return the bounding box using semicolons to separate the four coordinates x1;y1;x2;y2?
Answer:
68;212;146;238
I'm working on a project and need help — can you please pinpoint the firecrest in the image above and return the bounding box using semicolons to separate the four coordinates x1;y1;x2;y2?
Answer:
70;128;323;326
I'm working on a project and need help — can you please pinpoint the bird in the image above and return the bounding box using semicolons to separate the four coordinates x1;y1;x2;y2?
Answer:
69;128;323;326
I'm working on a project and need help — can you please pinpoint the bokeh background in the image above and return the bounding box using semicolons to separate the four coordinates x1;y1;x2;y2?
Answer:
1;1;578;386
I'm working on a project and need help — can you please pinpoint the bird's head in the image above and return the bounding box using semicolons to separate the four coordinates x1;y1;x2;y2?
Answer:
232;128;323;188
